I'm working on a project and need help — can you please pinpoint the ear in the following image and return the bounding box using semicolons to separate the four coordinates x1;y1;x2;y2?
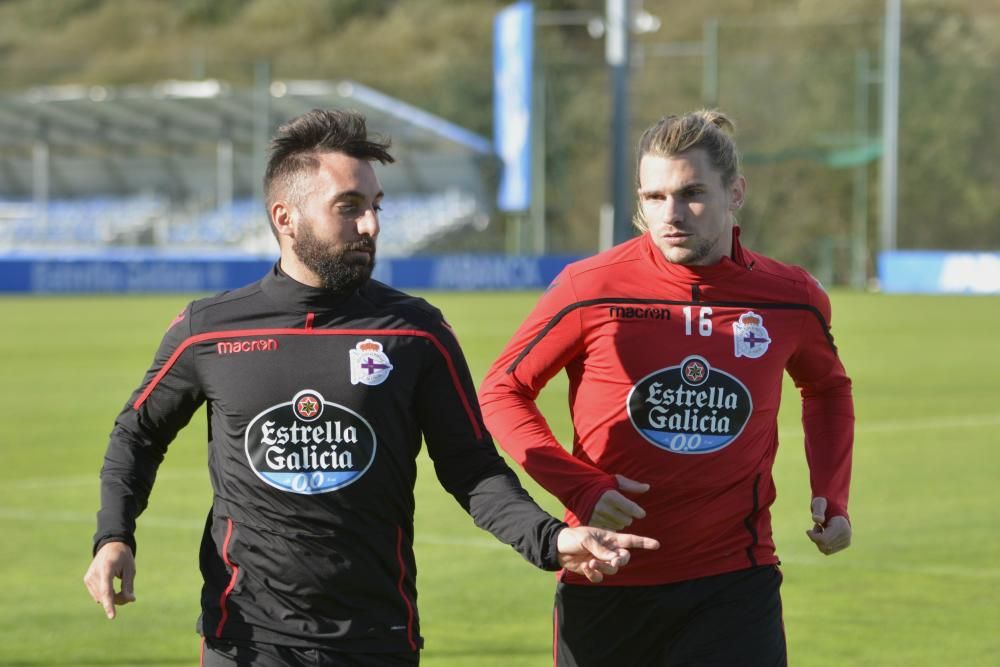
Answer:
271;200;296;239
729;175;747;211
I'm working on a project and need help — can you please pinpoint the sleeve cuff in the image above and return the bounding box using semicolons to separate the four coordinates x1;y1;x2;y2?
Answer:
93;535;136;557
543;522;570;571
570;478;619;526
823;502;850;525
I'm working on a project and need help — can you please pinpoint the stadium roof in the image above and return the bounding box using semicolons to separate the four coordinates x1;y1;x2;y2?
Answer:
0;79;496;201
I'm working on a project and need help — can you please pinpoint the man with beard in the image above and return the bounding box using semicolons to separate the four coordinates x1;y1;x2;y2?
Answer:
84;109;659;666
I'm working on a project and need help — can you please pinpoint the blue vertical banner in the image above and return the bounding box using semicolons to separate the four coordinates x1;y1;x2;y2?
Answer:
494;1;534;212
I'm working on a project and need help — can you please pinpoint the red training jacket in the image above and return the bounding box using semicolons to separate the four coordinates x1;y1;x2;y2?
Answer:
480;229;854;586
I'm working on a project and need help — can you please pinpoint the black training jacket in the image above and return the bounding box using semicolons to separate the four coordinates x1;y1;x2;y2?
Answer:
94;265;565;653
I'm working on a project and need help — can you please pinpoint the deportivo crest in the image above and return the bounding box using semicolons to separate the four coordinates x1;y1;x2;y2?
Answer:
627;355;753;454
733;311;771;358
245;389;377;494
349;339;394;386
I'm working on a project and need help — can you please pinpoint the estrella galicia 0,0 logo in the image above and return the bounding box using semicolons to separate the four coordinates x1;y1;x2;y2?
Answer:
245;389;377;494
627;355;752;454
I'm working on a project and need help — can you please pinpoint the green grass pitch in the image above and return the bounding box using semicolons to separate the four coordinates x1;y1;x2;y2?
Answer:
1;290;998;666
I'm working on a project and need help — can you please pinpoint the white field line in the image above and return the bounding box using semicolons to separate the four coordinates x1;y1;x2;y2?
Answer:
853;414;1000;434
0;506;504;546
8;412;997;490
8;412;998;491
778;553;1000;581
7;468;206;490
775;413;1000;437
0;507;202;530
4;413;997;577
2;506;997;580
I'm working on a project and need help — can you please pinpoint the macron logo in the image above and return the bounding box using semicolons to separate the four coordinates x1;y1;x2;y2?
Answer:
217;339;280;355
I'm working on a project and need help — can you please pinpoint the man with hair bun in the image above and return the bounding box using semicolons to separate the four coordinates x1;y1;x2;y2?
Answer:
83;108;659;667
481;109;855;666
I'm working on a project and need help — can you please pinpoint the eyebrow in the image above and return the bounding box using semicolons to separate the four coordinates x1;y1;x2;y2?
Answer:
638;182;707;196
333;189;384;202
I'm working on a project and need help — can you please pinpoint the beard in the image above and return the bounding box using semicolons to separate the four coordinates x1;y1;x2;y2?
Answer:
293;223;376;293
660;237;715;266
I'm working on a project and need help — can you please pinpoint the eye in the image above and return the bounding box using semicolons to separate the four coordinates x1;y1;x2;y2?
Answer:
340;198;374;215
373;203;383;213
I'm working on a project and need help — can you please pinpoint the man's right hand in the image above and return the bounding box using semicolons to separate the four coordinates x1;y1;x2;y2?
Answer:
83;541;136;619
589;474;650;530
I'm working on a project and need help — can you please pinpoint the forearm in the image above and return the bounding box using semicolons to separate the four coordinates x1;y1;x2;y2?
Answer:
93;428;165;555
802;376;855;520
466;471;567;570
480;386;616;522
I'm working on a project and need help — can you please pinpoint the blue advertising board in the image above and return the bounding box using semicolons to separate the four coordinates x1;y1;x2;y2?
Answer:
0;252;581;293
878;250;1000;294
12;250;1000;294
0;251;276;293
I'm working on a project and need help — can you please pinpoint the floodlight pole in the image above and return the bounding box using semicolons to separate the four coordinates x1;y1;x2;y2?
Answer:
607;0;632;245
217;134;235;230
852;49;872;289
702;18;719;107
531;68;547;254
880;0;901;253
253;61;272;209
32;121;49;235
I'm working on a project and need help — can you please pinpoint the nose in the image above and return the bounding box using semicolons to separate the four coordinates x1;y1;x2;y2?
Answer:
358;206;379;239
662;196;684;226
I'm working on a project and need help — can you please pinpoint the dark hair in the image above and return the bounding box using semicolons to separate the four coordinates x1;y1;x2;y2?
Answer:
264;108;395;210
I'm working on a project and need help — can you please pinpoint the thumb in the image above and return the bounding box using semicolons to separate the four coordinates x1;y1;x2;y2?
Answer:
120;561;137;603
615;474;650;494
811;497;828;525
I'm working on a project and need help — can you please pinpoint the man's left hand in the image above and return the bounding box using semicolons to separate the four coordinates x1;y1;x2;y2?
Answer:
556;527;660;582
805;497;852;555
